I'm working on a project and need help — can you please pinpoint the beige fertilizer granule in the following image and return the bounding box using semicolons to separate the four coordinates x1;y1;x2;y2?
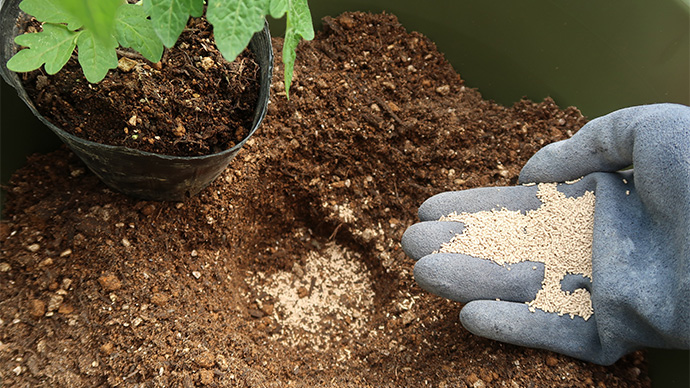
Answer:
249;242;375;350
439;182;595;320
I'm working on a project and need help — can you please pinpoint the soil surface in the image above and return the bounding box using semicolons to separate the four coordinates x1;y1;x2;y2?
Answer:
19;16;260;157
1;12;651;388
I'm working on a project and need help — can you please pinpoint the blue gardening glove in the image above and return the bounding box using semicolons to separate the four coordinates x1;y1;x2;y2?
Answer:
401;103;690;365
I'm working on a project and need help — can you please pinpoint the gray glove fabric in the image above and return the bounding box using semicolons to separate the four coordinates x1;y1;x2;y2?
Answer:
401;103;690;365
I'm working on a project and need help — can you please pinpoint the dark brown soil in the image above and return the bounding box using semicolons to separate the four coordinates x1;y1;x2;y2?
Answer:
0;12;650;388
19;17;259;157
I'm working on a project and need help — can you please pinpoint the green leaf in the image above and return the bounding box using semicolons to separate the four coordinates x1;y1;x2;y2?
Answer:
283;0;314;98
142;0;153;16
289;0;314;41
7;23;79;74
77;29;119;83
207;0;269;63
115;4;164;62
268;0;287;18
148;0;204;47
59;0;122;42
18;0;83;30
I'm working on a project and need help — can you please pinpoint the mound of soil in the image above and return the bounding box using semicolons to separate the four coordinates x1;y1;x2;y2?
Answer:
0;12;650;388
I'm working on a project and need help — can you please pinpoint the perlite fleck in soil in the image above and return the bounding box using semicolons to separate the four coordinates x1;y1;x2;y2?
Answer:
438;182;595;320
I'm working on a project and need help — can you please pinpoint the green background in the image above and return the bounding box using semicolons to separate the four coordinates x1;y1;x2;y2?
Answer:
1;1;688;385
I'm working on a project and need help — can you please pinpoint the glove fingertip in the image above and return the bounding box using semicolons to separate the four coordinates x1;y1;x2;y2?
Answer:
518;141;584;183
401;222;464;261
459;300;510;338
418;192;459;221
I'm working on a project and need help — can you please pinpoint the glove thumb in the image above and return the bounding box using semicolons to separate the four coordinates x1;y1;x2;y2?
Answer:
519;103;690;183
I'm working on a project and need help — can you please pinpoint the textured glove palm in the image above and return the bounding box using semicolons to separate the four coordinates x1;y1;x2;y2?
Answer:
401;103;690;365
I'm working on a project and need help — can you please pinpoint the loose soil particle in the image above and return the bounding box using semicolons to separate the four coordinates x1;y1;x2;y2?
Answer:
0;12;650;388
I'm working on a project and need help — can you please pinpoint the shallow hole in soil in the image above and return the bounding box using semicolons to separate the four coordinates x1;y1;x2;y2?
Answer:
235;177;397;309
246;241;377;352
240;189;397;349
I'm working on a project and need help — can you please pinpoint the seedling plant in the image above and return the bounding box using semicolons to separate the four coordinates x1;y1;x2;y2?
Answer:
6;0;314;95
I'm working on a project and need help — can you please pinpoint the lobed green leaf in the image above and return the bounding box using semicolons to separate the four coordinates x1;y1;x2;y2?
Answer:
283;0;314;97
18;0;83;30
148;0;204;47
142;0;153;16
206;0;269;63
7;23;79;74
115;4;164;62
76;29;119;83
288;0;314;41
268;0;287;18
59;0;122;42
11;0;315;95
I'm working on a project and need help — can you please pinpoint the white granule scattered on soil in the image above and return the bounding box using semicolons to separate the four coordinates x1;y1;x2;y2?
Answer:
438;182;595;320
331;202;356;223
249;242;375;349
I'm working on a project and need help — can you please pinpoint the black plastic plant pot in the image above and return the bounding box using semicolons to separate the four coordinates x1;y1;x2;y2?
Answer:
0;0;273;201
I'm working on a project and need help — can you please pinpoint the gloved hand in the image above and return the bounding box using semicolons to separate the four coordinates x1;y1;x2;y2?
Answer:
401;103;690;365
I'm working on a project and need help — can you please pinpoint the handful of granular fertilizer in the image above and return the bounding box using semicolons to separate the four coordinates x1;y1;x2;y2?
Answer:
438;182;595;320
